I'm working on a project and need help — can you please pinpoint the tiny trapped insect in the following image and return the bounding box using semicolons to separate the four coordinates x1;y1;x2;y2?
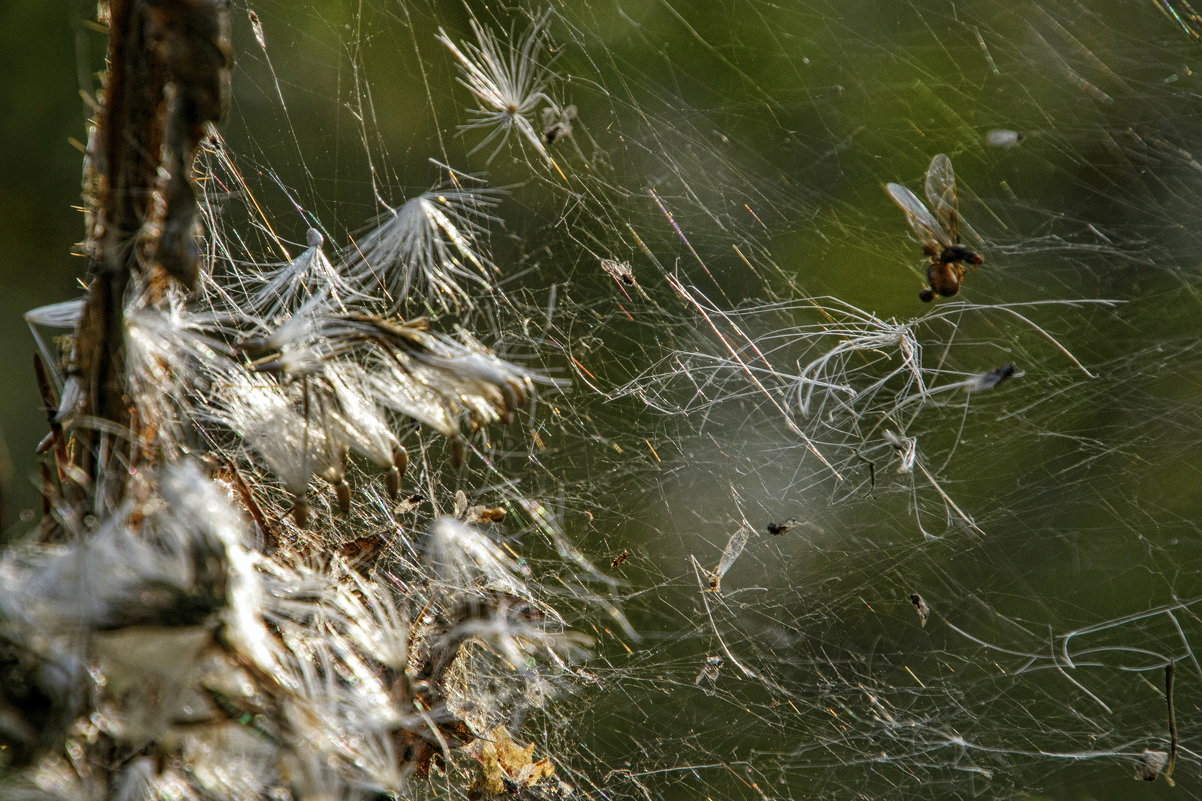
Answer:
693;655;724;685
467;505;507;525
454;489;507;524
704;526;751;592
765;518;798;536
886;154;984;302
394;493;426;514
965;362;1018;393
601;258;636;286
610;549;630;568
542;104;576;145
909;593;930;627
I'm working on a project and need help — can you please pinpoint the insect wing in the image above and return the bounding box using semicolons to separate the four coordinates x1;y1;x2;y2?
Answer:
886;182;949;246
923;154;961;244
715;525;751;578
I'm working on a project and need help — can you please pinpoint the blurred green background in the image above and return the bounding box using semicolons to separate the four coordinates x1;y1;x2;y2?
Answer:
0;1;97;529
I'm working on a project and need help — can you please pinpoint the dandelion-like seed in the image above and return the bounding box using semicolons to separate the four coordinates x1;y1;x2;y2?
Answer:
349;183;503;311
323;364;408;498
427;516;532;599
124;301;238;454
438;11;563;165
217;372;346;523
243;228;360;319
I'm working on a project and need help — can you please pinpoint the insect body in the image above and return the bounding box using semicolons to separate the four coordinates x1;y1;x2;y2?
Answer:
909;593;930;627
886;154;984;302
766;518;798;536
694;655;724;685
542;104;576;145
965;363;1018;393
601;258;636;286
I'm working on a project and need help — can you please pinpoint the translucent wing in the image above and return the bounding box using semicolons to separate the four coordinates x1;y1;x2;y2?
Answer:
885;182;948;247
714;525;751;579
923;153;961;244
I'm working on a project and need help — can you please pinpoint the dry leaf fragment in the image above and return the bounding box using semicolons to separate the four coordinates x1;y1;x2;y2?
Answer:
470;726;557;797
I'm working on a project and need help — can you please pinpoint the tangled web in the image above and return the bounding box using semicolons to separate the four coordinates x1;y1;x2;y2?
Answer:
10;0;1202;799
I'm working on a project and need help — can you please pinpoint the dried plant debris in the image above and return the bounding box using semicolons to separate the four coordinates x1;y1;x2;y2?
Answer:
2;463;587;795
469;726;559;798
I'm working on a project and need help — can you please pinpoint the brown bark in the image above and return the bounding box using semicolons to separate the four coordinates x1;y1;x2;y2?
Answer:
70;0;230;482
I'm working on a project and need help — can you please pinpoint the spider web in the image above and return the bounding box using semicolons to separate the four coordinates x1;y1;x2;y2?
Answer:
50;0;1202;798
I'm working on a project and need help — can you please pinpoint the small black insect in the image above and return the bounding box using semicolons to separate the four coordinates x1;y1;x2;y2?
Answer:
766;518;798;536
966;363;1017;392
909;593;930;627
601;258;636;286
